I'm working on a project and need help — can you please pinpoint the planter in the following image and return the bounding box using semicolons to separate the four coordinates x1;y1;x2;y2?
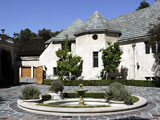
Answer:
20;99;41;103
49;91;62;100
109;100;124;104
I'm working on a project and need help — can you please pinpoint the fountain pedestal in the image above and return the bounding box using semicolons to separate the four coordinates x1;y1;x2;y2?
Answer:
76;84;88;105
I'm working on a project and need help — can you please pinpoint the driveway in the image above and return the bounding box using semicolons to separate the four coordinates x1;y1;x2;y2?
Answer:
0;84;160;120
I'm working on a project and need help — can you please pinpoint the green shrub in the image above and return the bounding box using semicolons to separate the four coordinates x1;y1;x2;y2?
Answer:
49;80;64;93
44;79;53;85
41;94;51;101
19;86;41;100
105;82;133;105
44;79;160;87
44;79;159;87
63;92;105;98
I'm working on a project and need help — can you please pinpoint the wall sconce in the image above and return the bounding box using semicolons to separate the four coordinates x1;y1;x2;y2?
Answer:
137;62;140;70
132;40;136;48
44;65;47;71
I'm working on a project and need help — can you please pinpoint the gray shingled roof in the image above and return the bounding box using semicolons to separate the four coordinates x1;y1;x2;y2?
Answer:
45;18;83;43
0;34;15;44
75;11;121;36
109;3;160;41
46;1;160;43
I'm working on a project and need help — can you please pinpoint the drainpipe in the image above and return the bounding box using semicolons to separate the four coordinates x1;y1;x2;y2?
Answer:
132;40;136;80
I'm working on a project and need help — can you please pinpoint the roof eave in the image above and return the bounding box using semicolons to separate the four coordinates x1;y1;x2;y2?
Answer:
118;35;149;43
75;29;121;37
52;38;76;44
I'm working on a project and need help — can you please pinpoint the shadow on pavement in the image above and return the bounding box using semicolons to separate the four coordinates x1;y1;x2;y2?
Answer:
0;82;35;88
113;116;150;120
0;97;6;104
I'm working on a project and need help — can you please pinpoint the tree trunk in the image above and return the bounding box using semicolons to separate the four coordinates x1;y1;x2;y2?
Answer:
105;72;108;80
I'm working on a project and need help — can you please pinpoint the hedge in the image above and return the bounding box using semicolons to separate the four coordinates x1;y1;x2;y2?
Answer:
63;92;105;98
63;93;139;104
41;94;51;101
44;79;160;87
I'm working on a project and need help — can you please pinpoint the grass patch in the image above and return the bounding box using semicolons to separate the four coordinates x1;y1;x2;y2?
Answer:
63;92;139;104
132;96;139;103
37;96;139;108
37;103;109;108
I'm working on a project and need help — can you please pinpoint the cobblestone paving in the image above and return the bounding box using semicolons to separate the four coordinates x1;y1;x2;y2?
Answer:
0;83;160;120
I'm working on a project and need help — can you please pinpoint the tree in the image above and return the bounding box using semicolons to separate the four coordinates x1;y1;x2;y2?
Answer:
148;21;160;76
136;0;150;11
100;42;123;80
38;28;61;41
51;31;61;37
17;28;37;47
38;28;52;41
56;35;83;80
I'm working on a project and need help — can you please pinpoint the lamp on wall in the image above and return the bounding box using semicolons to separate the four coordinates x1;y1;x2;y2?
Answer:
132;40;136;48
44;65;47;71
137;62;140;70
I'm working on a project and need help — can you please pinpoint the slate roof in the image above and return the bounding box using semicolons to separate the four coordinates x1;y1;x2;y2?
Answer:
45;18;83;43
18;37;45;56
109;3;160;41
47;1;160;43
0;34;15;44
75;11;121;36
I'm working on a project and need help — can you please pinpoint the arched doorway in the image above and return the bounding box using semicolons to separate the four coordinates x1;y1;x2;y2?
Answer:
0;48;12;85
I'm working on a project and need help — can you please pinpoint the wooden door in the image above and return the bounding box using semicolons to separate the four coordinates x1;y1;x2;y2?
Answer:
13;66;19;85
22;67;31;78
35;66;43;84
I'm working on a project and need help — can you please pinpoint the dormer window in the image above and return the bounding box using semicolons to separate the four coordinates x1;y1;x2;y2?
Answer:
92;34;98;40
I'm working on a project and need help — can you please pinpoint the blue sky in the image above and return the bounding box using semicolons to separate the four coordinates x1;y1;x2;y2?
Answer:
0;0;155;36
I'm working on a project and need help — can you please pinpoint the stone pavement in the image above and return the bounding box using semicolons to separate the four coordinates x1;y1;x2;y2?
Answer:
0;83;160;120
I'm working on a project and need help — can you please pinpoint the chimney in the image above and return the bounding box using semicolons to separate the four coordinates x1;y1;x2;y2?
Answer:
155;0;160;5
1;29;5;34
13;32;17;39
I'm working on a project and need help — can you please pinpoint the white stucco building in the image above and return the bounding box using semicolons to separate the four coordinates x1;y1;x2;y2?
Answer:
20;0;160;80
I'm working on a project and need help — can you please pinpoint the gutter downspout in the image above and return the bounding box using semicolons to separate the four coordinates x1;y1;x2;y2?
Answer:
132;40;136;80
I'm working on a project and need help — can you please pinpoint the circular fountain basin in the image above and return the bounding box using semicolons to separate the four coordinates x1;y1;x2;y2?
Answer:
17;96;147;116
51;101;109;106
44;98;109;106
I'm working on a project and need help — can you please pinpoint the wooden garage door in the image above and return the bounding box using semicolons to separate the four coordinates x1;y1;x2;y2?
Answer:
22;67;31;78
35;66;43;84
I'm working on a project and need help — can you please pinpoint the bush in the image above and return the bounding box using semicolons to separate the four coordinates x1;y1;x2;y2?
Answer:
105;82;133;105
19;86;41;100
63;92;105;98
49;80;64;93
44;79;53;85
44;79;160;87
41;94;51;101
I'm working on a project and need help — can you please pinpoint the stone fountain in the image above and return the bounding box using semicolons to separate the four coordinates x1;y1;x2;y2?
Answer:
76;84;88;105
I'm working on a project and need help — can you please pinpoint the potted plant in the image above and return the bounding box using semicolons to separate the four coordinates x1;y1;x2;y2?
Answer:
49;80;64;100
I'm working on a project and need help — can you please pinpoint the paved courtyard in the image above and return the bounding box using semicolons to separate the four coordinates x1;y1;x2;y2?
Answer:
0;83;160;120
